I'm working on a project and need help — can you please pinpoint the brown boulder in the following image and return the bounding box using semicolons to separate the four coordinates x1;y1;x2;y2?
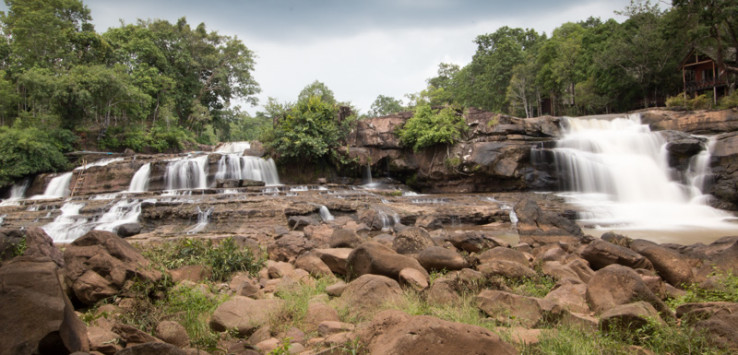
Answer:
0;257;90;354
314;248;352;276
677;302;738;350
346;242;428;281
581;239;653;270
586;264;672;319
636;244;693;287
63;230;162;305
341;274;403;314
155;321;189;348
477;246;530;266
304;302;340;333
599;301;663;333
329;228;362;248
392;227;435;254
267;231;315;262
543;282;590;314
88;326;122;354
357;310;517;355
476;290;544;327
478;260;537;280
1;228;64;267
294;253;333;277
449;231;506;253
416;246;467;271
209;296;285;336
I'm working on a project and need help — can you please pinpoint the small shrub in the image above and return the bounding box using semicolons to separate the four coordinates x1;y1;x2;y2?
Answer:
668;270;738;307
718;90;738;109
397;103;467;152
272;276;334;333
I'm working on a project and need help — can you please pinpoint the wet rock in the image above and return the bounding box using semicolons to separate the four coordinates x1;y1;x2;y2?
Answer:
581;239;654;270
0;257;90;354
346;242;429;281
356;310;517;355
416;246;468;271
115;223;142;238
393;226;435;254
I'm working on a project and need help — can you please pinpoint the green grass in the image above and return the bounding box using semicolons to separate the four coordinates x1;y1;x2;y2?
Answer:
140;237;266;282
668;271;738;308
271;276;336;333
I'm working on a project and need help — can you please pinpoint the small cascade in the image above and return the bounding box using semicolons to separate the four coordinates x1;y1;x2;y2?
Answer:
32;172;74;199
215;141;251;154
95;199;142;232
42;202;89;242
378;209;400;231
548;114;734;231
128;163;151;193
319;205;334;221
485;197;518;227
1;179;30;206
187;206;213;234
685;136;715;204
214;154;280;185
165;155;209;190
363;163;374;186
74;157;124;170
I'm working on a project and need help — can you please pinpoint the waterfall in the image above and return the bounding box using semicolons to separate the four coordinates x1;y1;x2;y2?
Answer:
1;179;30;206
165;155;209;190
187;206;213;234
74;157;124;170
42;202;89;242
128;163;151;193
319;205;334;221
214;154;281;185
363;163;374;186
31;172;74;199
95;199;142;232
550;114;734;231
215;141;251;154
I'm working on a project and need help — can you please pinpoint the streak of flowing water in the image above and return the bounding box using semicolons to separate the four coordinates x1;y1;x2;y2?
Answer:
319;205;334;221
0;179;30;206
95;199;143;232
215;154;280;185
165;155;208;190
215;141;251;154
42;202;89;242
74;157;124;170
128;163;151;193
187;206;213;234
31;172;74;199
550;114;736;235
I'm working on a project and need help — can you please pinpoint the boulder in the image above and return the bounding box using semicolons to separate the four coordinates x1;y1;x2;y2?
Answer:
514;198;583;237
112;323;161;345
478;260;537;280
426;279;459;305
416;246;467;271
63;230;162;305
0;228;64;267
209;296;285;336
392;227;435;254
449;231;506;253
340;274;403;314
287;216;317;230
267;260;295;279
476;290;544;327
267;232;315;262
314;248;352;275
88;326;123;354
0;257;89;354
599;301;663;333
325;281;347;297
318;321;355;337
477;247;529;266
543;282;590;314
586;264;672;319
114;342;187;355
329;228;362;248
398;267;429;291
677;302;738;350
294;253;333;277
155;321;189;348
635;244;693;287
346;242;429;281
581;239;654;270
356;310;517;355
115;223;142;238
304;302;340;333
541;261;582;283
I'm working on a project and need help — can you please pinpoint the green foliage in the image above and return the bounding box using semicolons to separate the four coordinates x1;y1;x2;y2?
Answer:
271;276;334;332
719;90;738;109
368;94;404;117
141;237;265;282
665;93;714;110
668;271;738;307
0;126;74;187
297;80;336;104
12;236;27;257
398;104;467;152
98;124;195;153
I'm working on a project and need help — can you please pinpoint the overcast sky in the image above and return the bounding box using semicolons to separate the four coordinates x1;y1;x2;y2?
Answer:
17;0;636;113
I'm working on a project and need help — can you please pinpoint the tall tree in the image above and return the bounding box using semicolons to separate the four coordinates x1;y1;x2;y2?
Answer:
673;0;738;74
368;94;403;117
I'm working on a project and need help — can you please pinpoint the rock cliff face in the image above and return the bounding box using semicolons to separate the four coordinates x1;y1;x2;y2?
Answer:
346;108;563;193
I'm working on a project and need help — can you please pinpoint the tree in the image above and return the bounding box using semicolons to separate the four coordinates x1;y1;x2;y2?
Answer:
398;103;467;152
673;0;738;75
297;80;336;104
368;94;404;117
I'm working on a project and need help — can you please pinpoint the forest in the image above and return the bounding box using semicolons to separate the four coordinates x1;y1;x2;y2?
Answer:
0;0;736;188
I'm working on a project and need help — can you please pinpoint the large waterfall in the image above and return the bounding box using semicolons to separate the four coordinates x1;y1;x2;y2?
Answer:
128;163;151;193
549;114;735;235
214;155;280;186
164;155;209;190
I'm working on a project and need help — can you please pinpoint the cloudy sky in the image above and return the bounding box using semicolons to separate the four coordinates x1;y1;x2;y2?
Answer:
45;1;636;113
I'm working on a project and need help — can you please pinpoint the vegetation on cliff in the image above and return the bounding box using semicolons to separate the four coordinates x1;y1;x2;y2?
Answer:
398;104;467;152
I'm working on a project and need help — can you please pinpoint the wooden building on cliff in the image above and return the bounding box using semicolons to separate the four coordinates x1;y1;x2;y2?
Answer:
680;47;736;104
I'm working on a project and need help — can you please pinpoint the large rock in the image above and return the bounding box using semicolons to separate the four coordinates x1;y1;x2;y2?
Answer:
0;257;89;354
267;231;316;262
155;321;189;348
586;264;672;319
0;228;64;267
581;239;654;270
346;242;429;281
63;230;162;305
636;244;694;287
416;246;467;271
477;246;529;266
341;274;403;314
392;227;435;254
357;310;517;355
209;296;285;336
115;223;142;238
314;248;352;276
329;228;362;248
476;290;544;327
543;282;590;314
676;302;738;350
514;199;583;237
599;301;663;333
449;231;506;253
478;260;537;280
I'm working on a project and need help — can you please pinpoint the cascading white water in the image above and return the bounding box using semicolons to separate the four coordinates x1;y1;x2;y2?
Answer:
0;179;30;206
187;206;213;234
363;164;373;186
128;163;151;192
552;114;735;233
30;172;74;199
74;157;124;171
165;155;208;190
42;202;89;242
319;205;334;221
215;141;251;154
95;199;142;232
214;154;280;185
